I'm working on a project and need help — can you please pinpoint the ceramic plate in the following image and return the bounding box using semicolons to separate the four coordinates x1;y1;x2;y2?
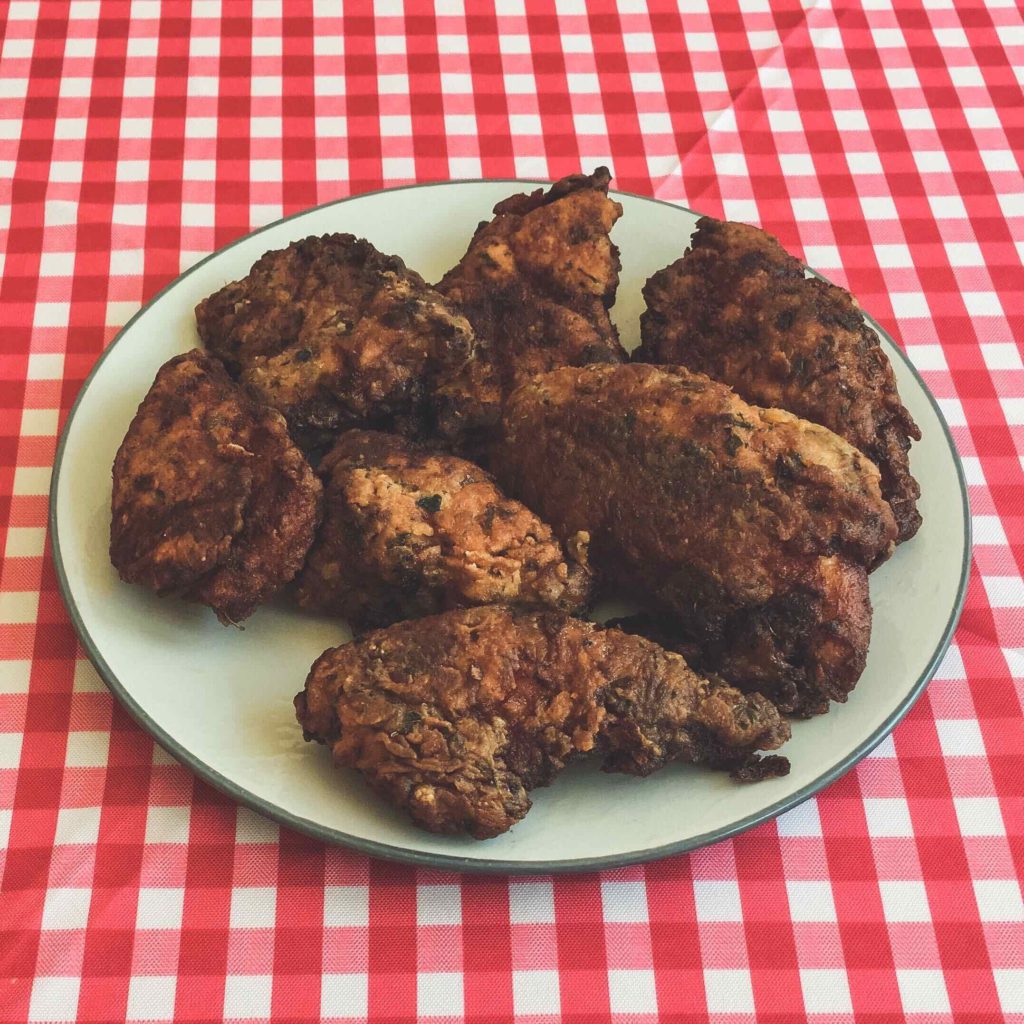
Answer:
50;181;970;873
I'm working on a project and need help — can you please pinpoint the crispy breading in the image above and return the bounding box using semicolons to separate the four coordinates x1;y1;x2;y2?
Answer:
110;349;322;624
637;217;922;541
295;606;791;838
431;168;628;456
295;430;592;627
493;363;898;716
195;234;477;450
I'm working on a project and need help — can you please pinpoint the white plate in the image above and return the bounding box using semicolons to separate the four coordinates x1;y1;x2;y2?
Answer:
50;181;970;873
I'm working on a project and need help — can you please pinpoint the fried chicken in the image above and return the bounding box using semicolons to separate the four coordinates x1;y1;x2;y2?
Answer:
493;363;898;716
431;168;628;456
295;606;791;838
110;349;322;624
195;234;477;451
295;430;592;628
637;217;922;541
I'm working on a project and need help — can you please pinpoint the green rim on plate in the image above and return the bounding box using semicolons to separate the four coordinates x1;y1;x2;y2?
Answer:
48;180;972;874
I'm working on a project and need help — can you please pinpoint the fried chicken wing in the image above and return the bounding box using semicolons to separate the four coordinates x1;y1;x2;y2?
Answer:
295;606;790;838
195;234;477;450
295;430;592;627
110;349;322;624
637;217;922;541
493;363;898;716
431;168;628;455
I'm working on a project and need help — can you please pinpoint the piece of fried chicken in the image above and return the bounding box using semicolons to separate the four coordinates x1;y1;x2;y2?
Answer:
431;168;628;456
295;430;592;628
295;606;790;838
493;363;898;716
110;349;322;624
195;234;477;451
637;217;922;541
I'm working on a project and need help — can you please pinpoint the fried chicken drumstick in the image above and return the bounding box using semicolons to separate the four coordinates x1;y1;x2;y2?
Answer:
296;430;591;628
295;606;790;838
110;349;322;624
432;168;628;455
637;217;922;541
493;363;898;716
195;234;477;451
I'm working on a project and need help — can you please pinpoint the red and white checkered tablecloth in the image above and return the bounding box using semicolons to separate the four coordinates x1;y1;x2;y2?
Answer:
1;1;1022;1021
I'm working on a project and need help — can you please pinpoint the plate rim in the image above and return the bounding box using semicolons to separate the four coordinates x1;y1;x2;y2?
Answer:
48;178;973;874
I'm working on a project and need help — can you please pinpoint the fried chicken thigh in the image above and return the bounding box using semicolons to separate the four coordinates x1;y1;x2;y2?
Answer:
637;217;922;540
295;606;790;838
296;430;591;627
493;363;898;716
195;234;476;450
110;349;322;624
432;168;627;455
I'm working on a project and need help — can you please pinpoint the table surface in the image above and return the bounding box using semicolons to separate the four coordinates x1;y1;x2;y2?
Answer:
1;2;1022;1022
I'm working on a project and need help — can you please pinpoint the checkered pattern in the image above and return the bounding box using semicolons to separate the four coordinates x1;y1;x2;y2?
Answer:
1;1;1022;1020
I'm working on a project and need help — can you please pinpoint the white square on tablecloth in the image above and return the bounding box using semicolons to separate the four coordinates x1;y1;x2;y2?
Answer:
235;806;279;844
704;969;754;1013
954;796;1006;836
896;969;951;1014
223;974;272;1019
935;718;987;757
64;731;110;768
965;290;1007;318
29;977;81;1023
860;195;898;220
904;345;946;373
0;732;23;769
981;150;1018;172
878;880;931;922
863;797;914;837
126;976;176;1021
601;880;649;923
791;197;828;221
800;969;853;1013
775;798;822;837
981;342;1024;370
512;970;560;1016
230;887;278;929
786;880;838;922
693;879;743;921
873;242;913;267
607;969;658;1014
972;515;1009;546
324;886;369;927
508;880;555;923
322;974;368;1018
25;352;62;382
417;884;462;926
3;528;44;561
418;972;464;1018
994;970;1024;1014
41;887;92;930
0;659;31;693
145;805;191;844
972;880;1024;921
136;887;185;930
0;591;40;624
54;806;102;846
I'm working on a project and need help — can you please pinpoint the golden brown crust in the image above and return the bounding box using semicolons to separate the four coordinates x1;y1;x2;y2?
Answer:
295;606;790;838
110;349;322;624
493;363;897;716
195;234;477;450
431;168;628;456
295;430;592;627
637;217;922;541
